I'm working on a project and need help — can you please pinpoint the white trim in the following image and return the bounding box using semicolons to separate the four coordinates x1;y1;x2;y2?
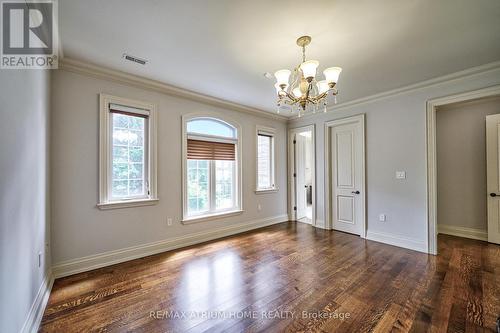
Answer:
60;58;288;122
97;198;159;210
426;85;500;254
324;114;367;238
181;209;244;224
366;230;427;253
98;94;158;209
182;112;243;221
290;60;500;121
255;188;279;194
256;125;277;192
288;124;317;226
438;224;488;242
52;215;289;278
20;271;54;333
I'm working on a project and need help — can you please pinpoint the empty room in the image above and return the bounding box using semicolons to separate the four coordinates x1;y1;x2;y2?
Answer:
1;0;500;332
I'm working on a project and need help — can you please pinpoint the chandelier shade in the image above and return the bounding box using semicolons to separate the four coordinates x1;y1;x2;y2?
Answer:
272;36;342;116
323;67;342;84
292;87;302;98
274;69;291;86
317;80;329;94
300;60;319;80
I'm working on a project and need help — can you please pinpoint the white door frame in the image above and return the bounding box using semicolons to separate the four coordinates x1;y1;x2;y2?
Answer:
426;85;500;254
324;114;366;237
288;125;316;225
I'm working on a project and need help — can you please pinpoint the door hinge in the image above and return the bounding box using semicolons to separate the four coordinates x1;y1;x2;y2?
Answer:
293;140;296;144
293;206;297;211
293;173;296;177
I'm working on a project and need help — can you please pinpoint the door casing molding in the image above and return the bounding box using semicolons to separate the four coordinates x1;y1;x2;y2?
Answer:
426;85;500;254
288;124;316;226
324;114;366;237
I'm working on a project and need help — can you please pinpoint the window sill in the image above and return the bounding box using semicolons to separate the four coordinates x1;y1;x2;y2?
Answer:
181;210;244;224
255;188;279;194
97;198;159;210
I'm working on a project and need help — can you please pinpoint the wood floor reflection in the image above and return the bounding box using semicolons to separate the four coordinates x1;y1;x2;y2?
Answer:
40;222;500;332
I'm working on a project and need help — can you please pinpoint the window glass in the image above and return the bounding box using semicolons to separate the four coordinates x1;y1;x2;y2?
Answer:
111;113;146;199
257;134;272;189
187;118;236;138
216;160;235;209
187;160;210;214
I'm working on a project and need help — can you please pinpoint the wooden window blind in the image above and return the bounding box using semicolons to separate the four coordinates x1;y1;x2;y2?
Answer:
187;139;235;160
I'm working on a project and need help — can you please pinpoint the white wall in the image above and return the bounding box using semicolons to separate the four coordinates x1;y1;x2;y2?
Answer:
437;96;500;231
0;70;51;333
50;69;288;268
289;64;500;251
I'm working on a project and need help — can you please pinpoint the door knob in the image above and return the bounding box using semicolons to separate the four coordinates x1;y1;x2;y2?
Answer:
490;193;499;197
352;190;360;194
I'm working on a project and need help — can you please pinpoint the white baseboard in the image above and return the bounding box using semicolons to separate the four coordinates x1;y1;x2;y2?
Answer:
20;270;54;333
53;214;288;278
366;230;428;253
313;219;328;230
438;224;488;241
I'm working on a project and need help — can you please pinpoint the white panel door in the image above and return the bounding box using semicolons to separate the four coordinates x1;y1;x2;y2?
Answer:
486;114;500;244
330;120;364;235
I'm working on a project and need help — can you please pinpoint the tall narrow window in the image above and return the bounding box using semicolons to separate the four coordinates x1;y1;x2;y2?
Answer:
256;126;276;192
111;110;147;199
99;94;158;209
183;117;241;221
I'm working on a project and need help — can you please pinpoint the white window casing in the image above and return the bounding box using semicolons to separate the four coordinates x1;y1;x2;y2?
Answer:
98;94;158;210
256;125;278;193
182;113;243;223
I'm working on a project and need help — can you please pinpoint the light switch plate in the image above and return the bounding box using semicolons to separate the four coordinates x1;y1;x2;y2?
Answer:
396;171;406;179
379;214;386;222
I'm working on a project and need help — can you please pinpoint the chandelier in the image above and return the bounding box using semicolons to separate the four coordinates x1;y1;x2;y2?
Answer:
274;36;342;116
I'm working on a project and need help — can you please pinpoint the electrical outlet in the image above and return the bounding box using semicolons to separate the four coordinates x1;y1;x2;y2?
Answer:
167;217;172;226
379;214;386;222
257;204;262;211
38;252;42;267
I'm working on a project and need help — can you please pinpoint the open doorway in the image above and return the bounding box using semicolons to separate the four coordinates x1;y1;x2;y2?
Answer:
436;96;500;243
427;86;500;254
289;125;315;225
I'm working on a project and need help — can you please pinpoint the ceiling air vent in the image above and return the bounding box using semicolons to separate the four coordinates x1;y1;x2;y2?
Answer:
122;53;148;65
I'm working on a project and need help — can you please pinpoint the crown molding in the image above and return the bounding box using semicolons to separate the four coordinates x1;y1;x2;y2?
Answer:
290;60;500;121
58;58;288;122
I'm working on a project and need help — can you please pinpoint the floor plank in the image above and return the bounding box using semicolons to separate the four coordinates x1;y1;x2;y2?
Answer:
40;222;500;333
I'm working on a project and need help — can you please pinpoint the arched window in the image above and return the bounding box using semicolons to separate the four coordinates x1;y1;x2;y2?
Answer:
186;118;236;138
183;116;241;221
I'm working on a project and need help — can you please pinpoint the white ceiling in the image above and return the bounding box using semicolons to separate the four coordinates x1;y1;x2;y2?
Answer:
60;0;500;116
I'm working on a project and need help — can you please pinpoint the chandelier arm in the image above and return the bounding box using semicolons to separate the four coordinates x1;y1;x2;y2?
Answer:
283;91;299;103
283;97;298;105
316;92;329;100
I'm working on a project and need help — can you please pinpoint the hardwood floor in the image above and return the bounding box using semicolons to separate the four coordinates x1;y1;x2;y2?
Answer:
40;222;500;332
